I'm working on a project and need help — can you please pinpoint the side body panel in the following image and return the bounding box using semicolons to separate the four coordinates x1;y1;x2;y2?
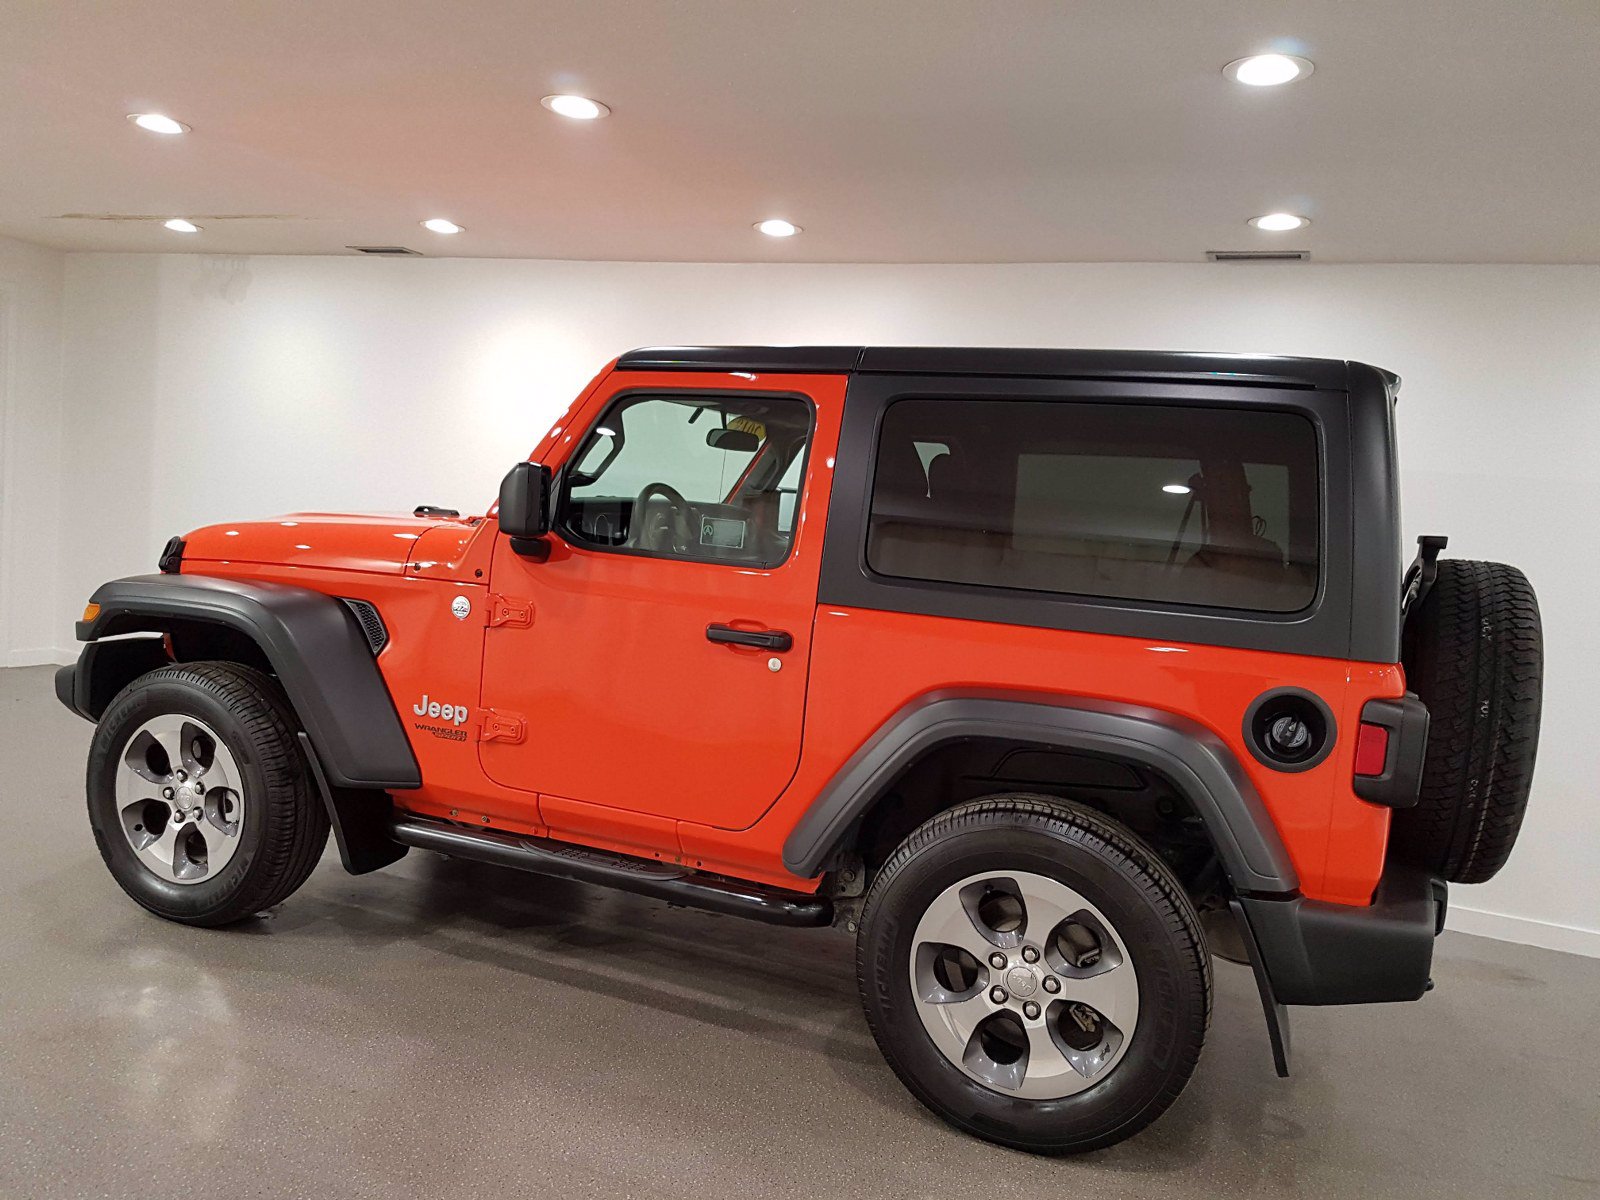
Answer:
679;609;1402;905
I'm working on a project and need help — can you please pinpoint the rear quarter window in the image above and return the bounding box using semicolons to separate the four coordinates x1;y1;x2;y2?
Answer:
866;398;1319;613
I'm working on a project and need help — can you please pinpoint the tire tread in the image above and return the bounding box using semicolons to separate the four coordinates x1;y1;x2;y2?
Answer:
1395;560;1542;883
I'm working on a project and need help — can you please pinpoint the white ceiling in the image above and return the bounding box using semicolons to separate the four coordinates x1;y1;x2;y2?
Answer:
2;0;1597;263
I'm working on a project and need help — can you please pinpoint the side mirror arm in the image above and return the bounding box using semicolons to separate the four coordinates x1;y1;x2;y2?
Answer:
508;535;551;561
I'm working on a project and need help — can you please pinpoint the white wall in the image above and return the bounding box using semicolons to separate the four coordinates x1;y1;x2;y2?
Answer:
43;252;1600;953
0;234;65;665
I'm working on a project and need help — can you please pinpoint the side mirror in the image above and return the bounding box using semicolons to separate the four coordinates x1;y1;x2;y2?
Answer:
706;427;760;452
498;462;552;554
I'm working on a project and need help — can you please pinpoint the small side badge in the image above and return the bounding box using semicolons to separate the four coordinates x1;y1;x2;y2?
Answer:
450;595;471;621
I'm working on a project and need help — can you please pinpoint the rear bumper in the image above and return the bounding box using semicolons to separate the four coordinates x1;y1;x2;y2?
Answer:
1237;863;1447;1005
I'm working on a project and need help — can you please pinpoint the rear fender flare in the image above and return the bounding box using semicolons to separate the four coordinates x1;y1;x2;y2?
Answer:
780;690;1298;895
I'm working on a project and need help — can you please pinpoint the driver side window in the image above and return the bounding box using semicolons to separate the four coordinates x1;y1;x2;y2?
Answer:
558;392;812;567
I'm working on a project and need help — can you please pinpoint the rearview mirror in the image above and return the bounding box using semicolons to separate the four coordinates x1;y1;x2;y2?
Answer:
706;427;760;452
498;462;551;553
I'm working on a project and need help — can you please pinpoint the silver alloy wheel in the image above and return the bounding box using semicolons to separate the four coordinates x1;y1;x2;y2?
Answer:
909;870;1140;1099
114;715;246;885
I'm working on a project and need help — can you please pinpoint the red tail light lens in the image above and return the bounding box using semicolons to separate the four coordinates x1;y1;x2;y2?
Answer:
1353;722;1390;777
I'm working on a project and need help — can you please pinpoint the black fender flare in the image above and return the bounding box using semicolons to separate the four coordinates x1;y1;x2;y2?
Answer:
780;690;1299;895
63;574;420;791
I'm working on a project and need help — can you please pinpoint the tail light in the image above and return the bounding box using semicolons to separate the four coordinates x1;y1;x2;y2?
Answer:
1353;721;1390;777
1352;695;1429;808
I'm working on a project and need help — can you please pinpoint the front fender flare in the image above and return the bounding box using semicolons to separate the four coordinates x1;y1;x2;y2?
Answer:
781;691;1298;895
67;573;420;791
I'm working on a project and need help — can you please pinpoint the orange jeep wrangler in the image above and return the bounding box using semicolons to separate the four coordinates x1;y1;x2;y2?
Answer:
58;347;1542;1153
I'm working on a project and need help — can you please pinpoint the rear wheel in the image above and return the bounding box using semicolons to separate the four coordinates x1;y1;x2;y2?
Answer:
856;795;1210;1154
86;662;330;926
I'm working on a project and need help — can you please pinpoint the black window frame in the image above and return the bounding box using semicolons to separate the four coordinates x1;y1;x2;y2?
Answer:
819;372;1402;662
552;387;818;570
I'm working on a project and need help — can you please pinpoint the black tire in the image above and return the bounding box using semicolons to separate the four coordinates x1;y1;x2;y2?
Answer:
1394;560;1542;884
86;661;330;926
856;795;1211;1154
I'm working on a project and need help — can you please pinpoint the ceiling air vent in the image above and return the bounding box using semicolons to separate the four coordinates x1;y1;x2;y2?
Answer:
1206;249;1311;263
347;245;422;256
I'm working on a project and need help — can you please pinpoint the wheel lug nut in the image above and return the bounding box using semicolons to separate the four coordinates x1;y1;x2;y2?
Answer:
193;782;205;795
176;770;187;782
1023;1001;1041;1020
1043;976;1061;994
1022;945;1039;964
990;986;1008;1004
989;952;1007;970
162;787;175;800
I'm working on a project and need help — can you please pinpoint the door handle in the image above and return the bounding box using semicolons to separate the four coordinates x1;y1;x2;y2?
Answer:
706;624;793;652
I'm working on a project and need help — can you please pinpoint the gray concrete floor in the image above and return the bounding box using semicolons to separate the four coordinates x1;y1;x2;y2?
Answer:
3;664;1597;1200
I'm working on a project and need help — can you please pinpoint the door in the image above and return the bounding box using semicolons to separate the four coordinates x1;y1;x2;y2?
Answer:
479;372;845;833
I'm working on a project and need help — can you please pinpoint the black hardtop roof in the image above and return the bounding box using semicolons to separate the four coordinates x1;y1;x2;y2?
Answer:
616;345;1397;392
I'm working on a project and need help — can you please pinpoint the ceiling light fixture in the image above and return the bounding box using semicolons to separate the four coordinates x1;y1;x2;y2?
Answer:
1223;54;1314;86
128;113;190;134
755;219;801;238
540;94;610;120
421;218;464;234
1162;484;1192;495
1250;212;1310;232
163;218;201;233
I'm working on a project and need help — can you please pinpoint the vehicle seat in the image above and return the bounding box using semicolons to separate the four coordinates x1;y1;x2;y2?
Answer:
869;443;1005;583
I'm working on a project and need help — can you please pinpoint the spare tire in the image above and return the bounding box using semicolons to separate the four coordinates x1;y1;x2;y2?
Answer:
1392;559;1542;883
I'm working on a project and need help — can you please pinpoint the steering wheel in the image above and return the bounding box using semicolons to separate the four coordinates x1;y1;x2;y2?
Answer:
630;482;694;553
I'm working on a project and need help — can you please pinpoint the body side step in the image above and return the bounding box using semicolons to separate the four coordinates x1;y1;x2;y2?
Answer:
387;815;833;927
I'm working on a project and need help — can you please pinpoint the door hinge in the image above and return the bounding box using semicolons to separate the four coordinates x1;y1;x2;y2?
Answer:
486;593;533;628
476;708;526;744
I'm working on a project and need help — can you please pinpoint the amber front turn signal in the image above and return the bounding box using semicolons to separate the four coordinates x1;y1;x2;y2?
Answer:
81;602;100;622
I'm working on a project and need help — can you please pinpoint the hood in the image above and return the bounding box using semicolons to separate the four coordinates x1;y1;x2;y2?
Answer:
183;512;465;575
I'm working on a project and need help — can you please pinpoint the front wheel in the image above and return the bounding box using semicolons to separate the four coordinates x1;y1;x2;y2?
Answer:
86;661;330;927
856;796;1211;1153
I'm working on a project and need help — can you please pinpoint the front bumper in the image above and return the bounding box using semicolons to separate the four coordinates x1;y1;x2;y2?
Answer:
53;661;81;717
1237;863;1447;1006
54;638;171;724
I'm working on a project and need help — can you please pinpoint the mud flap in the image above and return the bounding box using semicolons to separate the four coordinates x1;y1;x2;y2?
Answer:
1231;898;1291;1077
298;732;409;875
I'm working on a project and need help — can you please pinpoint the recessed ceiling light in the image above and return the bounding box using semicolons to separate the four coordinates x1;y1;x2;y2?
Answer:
1250;212;1310;232
1223;54;1314;86
1162;483;1192;495
128;113;190;135
163;218;201;233
540;94;610;120
755;219;801;238
421;218;464;234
